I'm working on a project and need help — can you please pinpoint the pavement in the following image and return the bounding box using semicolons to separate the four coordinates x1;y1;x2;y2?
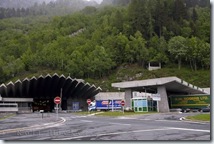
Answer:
0;112;210;141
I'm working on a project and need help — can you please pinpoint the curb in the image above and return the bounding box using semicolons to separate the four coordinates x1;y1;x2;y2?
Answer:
179;117;186;121
179;117;209;124
87;112;104;116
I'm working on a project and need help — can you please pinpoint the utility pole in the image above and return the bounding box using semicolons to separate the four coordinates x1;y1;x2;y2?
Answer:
60;88;63;111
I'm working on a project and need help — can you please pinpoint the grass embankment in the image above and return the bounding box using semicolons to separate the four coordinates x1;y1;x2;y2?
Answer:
0;113;16;120
74;111;157;117
186;113;210;121
86;64;210;91
95;111;157;117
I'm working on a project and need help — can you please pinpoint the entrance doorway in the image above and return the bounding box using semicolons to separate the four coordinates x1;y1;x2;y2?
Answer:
132;98;157;112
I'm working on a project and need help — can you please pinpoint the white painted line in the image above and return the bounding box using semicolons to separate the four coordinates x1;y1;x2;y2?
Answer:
80;120;93;123
117;117;137;120
167;127;210;133
109;123;131;126
79;116;87;118
183;121;208;125
53;127;173;140
155;120;182;122
140;119;152;121
53;126;210;140
88;112;104;116
0;117;66;135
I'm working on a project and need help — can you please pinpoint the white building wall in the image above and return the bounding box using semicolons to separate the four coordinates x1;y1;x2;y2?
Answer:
203;88;210;94
95;92;125;100
95;92;155;100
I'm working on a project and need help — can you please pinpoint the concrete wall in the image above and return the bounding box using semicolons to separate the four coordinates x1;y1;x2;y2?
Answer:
125;89;132;109
157;85;169;112
203;88;210;94
148;66;161;71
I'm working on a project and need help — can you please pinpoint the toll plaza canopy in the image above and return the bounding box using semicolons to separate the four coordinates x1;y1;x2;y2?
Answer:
112;76;206;94
0;73;102;100
111;77;207;112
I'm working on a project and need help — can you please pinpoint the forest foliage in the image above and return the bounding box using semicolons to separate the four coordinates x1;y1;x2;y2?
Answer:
0;0;210;86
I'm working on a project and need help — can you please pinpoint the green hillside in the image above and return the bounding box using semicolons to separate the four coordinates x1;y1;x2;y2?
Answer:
85;64;210;92
0;0;210;91
6;64;210;92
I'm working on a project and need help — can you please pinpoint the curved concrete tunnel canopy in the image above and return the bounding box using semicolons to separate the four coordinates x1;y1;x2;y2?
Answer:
112;77;207;94
111;77;208;113
0;73;102;100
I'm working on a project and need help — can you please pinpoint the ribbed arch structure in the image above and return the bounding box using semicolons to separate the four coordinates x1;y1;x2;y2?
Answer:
0;73;101;110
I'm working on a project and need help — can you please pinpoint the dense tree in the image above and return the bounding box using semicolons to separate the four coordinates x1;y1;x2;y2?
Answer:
149;35;169;64
0;0;210;82
128;0;151;39
168;36;188;70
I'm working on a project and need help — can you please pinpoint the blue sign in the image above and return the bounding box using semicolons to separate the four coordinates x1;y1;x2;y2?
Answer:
72;102;79;110
96;100;122;110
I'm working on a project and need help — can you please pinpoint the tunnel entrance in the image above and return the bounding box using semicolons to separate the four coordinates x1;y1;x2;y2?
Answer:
32;99;53;112
0;74;101;113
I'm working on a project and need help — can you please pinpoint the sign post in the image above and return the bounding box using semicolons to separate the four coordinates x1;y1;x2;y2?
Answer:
111;100;114;112
121;100;125;114
54;96;61;120
87;99;91;113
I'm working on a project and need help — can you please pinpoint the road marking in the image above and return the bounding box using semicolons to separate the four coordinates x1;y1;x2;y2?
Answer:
167;127;210;133
181;121;209;125
79;116;87;118
53;126;210;140
87;112;104;116
0;117;66;135
80;120;93;123
155;120;181;122
109;123;131;126
53;127;174;140
117;117;138;120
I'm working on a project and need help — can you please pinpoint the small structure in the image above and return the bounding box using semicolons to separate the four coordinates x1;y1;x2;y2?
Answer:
148;62;161;71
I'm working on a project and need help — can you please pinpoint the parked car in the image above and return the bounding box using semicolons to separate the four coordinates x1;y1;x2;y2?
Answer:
180;108;191;113
201;105;210;112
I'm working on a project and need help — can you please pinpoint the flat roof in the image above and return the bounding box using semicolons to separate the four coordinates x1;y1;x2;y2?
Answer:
112;77;207;94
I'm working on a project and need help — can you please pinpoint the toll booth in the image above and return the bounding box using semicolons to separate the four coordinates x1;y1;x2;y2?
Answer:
132;98;157;112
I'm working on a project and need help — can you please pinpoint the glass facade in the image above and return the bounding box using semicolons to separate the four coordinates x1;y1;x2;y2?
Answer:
132;98;157;112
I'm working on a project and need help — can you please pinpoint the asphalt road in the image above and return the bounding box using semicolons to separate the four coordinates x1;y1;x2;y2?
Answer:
0;112;210;141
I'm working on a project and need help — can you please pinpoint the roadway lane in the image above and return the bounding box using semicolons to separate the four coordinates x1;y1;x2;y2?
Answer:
0;113;210;140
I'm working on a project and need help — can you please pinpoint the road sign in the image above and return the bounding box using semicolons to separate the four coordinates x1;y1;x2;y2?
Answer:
72;102;79;110
54;96;61;104
121;100;125;106
87;99;91;105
